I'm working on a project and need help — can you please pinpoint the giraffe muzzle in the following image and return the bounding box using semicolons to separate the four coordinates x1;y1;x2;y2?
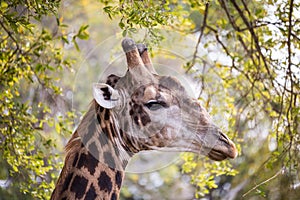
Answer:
207;131;238;161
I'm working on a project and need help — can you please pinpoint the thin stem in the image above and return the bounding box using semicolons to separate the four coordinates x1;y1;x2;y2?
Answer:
242;167;285;197
186;3;209;73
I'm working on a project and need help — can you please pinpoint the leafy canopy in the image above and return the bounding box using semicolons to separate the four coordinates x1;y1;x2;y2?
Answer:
0;0;88;199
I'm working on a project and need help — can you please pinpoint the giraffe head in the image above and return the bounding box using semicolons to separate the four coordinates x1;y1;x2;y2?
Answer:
93;38;237;162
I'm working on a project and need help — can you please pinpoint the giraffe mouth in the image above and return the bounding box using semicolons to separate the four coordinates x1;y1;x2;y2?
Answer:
158;130;238;161
207;132;238;161
208;149;232;161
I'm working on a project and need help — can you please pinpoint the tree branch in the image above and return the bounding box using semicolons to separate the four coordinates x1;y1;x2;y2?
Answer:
243;167;285;197
229;0;271;78
286;0;294;144
186;3;209;72
218;0;257;65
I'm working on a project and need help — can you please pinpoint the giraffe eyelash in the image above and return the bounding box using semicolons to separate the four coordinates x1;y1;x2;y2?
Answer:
144;100;168;111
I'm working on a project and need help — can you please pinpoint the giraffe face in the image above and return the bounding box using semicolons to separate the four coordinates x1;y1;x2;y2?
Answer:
93;38;237;161
117;76;236;161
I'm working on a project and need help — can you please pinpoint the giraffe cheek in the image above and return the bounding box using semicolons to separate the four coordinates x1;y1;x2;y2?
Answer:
140;111;151;126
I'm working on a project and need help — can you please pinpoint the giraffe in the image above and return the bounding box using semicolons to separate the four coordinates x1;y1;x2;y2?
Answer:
50;38;237;200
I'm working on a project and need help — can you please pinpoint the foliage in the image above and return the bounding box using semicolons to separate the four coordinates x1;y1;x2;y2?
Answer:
100;0;171;44
1;0;299;199
101;0;300;199
0;0;88;199
182;153;238;198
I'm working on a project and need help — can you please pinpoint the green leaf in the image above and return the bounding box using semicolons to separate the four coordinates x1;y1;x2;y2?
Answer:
72;37;80;51
122;29;128;37
1;1;8;11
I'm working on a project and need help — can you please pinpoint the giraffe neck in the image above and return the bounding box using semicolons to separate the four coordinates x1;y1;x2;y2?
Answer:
51;101;133;200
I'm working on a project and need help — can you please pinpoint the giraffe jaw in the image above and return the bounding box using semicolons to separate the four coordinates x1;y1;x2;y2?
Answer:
170;131;237;161
147;133;238;161
183;128;238;161
137;123;238;161
149;144;237;161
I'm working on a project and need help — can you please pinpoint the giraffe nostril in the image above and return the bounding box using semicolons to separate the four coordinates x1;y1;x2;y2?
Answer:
219;132;230;146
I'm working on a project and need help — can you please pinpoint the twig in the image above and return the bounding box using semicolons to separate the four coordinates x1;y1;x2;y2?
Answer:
286;0;294;159
242;167;285;197
230;0;272;81
0;19;20;64
0;20;20;50
218;0;241;31
218;0;256;65
186;3;209;72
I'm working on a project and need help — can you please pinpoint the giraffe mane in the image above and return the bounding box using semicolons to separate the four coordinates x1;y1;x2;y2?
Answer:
65;131;81;154
65;101;93;151
50;131;82;200
65;99;100;155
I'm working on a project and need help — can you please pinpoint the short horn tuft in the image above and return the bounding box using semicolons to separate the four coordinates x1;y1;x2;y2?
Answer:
136;43;147;55
122;38;144;69
136;43;157;74
122;38;136;53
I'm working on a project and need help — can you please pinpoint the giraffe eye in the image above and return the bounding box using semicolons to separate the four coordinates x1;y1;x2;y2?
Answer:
145;100;167;111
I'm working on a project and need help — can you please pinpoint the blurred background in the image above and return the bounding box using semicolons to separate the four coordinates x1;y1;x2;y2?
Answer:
0;0;299;199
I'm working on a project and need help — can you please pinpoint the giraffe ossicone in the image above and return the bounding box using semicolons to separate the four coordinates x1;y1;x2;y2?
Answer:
51;38;237;200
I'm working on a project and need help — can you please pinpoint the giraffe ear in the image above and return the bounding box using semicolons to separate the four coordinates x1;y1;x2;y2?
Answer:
93;83;121;109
